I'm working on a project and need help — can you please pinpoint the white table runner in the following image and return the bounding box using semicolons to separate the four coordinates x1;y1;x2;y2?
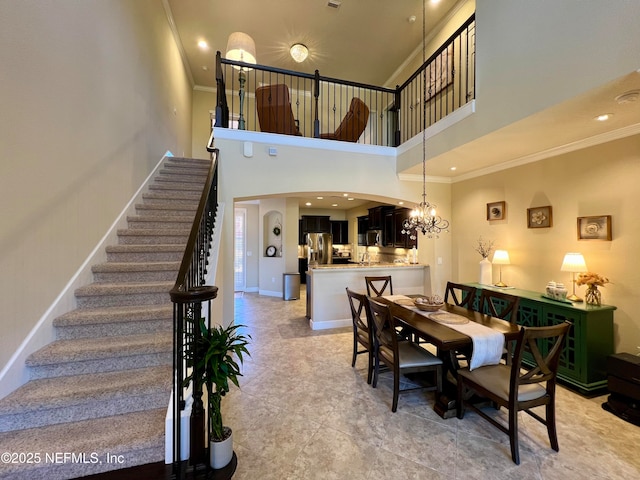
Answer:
385;295;505;370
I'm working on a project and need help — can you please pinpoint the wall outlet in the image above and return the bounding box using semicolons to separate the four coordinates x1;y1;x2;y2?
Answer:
272;277;276;283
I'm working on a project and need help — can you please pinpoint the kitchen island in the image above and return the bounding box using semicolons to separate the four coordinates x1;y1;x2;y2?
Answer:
306;263;431;330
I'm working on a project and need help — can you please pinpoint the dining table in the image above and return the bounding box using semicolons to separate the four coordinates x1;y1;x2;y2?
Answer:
374;295;521;418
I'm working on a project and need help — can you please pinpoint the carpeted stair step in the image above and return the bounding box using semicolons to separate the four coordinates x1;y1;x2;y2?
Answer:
157;170;208;183
117;228;189;245
165;156;211;167
0;408;166;480
53;305;173;340
105;244;186;262
91;261;180;283
25;332;172;379
150;181;205;192
142;191;201;206
74;282;173;308
134;203;198;217
126;215;195;230
0;365;171;432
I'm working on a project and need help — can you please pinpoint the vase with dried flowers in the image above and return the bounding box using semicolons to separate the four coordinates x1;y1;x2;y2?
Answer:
475;237;495;285
576;272;609;306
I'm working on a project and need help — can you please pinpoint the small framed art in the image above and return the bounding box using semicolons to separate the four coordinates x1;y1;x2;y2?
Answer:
577;215;612;240
527;206;552;228
486;201;505;221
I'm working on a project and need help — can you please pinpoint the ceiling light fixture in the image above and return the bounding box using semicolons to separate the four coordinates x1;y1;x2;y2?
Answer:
401;0;450;240
197;40;209;50
290;43;309;63
615;90;639;104
595;113;613;122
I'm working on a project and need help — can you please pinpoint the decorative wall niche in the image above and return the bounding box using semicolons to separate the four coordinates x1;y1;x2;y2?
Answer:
263;210;282;257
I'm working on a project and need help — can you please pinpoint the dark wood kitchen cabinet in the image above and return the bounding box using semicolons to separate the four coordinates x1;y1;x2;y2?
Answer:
394;208;417;248
331;220;349;244
368;206;393;230
300;215;330;234
357;216;368;245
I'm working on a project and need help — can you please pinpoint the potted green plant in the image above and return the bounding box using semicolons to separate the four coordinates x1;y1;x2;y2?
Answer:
186;318;250;469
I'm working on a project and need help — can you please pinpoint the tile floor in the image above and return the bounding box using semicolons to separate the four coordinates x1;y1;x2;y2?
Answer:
223;291;639;479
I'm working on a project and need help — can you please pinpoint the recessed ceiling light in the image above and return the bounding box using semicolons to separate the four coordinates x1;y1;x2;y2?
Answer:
450;166;457;171
197;40;208;50
595;113;613;122
398;201;404;205
331;203;338;207
615;90;640;104
343;193;349;197
317;196;323;200
305;202;312;206
202;66;209;71
347;197;354;201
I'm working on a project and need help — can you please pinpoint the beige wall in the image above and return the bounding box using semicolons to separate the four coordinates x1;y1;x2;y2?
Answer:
452;135;640;353
0;0;193;371
427;0;640;160
214;131;453;325
192;88;217;159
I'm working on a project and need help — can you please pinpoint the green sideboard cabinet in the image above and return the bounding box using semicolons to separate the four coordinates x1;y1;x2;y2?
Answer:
465;283;615;395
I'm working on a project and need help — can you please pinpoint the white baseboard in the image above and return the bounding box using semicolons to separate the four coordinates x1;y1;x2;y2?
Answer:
309;317;351;330
0;151;174;399
258;290;281;298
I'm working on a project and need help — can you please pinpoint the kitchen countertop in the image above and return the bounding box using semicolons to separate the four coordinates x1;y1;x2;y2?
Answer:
309;262;423;270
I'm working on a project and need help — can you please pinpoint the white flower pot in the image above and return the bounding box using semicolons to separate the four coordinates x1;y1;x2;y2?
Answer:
479;257;492;285
209;429;233;469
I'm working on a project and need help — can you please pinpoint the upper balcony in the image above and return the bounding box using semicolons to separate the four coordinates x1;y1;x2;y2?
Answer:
212;15;475;150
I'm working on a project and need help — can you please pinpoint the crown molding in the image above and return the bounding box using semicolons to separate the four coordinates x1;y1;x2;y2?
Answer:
162;0;194;88
452;122;640;183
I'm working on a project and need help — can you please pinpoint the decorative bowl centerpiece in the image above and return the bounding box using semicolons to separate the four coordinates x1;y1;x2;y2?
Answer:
414;295;444;312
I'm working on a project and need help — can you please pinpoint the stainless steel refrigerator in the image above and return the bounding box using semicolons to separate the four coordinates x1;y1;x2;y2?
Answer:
307;233;332;265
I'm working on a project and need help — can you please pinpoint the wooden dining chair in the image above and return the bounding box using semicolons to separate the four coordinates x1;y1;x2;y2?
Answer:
346;288;374;384
365;276;393;297
444;282;477;366
456;321;571;464
444;282;477;309
478;289;520;322
479;289;521;364
367;298;442;412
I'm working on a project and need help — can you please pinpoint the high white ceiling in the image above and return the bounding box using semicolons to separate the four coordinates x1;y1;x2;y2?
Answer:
167;0;460;88
166;0;640;209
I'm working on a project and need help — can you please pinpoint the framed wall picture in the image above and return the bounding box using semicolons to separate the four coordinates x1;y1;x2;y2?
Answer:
577;215;612;240
486;201;505;221
527;206;552;228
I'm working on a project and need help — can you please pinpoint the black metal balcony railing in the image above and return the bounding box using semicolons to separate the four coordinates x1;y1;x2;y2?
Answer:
215;14;475;148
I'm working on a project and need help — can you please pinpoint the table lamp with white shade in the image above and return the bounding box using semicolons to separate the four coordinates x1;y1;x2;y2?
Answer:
561;252;588;302
492;250;510;287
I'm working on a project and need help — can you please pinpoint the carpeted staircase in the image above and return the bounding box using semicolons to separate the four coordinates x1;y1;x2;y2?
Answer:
0;157;211;480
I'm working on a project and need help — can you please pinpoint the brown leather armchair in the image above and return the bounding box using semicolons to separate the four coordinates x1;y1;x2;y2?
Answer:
255;84;302;136
320;97;369;142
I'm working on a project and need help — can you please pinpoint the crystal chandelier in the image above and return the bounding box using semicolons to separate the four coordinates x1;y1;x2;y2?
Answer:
402;0;450;240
